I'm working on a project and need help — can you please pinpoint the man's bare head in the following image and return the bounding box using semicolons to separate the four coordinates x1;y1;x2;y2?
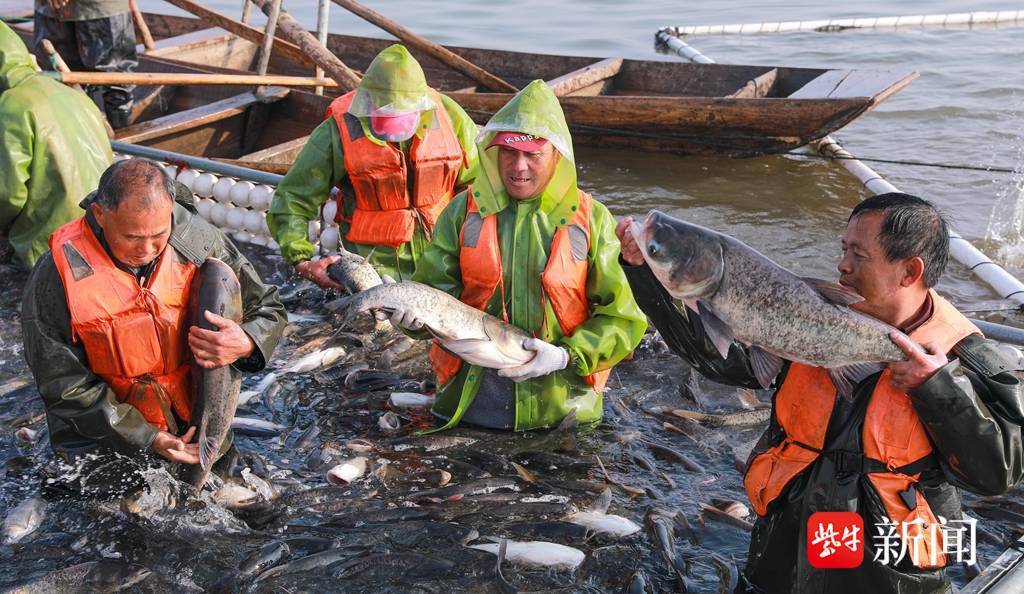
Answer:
90;159;176;267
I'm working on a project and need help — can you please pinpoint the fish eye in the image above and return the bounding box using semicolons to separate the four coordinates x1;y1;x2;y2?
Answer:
647;242;659;257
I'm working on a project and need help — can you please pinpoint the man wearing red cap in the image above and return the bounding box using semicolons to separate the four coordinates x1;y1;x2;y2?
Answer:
268;44;478;287
396;80;645;432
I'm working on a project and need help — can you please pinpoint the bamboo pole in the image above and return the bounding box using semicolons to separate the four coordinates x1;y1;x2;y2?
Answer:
314;0;330;95
656;32;1024;308
329;0;518;93
254;0;282;77
240;0;253;24
128;0;155;51
662;11;1024;36
162;0;314;67
43;70;338;88
249;0;361;92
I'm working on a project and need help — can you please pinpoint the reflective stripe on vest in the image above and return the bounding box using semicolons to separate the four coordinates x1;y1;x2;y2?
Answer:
742;292;979;568
428;187;611;391
328;90;465;248
50;218;197;432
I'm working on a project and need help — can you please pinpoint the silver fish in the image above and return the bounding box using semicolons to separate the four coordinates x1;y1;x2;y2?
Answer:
469;538;585;570
185;258;243;491
327;248;383;294
632;211;913;397
3;496;45;544
4;561;151;593
338;281;534;371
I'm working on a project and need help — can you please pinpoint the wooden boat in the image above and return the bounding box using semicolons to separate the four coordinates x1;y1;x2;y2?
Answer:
9;10;916;167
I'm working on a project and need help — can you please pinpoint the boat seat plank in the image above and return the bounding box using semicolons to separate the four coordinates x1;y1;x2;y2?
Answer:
144;28;234;57
240;135;310;164
547;57;623;96
789;69;914;100
726;68;778;99
116;87;290;144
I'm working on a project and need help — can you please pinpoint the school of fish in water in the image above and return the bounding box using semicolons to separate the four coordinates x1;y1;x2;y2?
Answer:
0;244;1019;592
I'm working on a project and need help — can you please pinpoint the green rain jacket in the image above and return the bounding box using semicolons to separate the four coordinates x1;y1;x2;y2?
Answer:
0;22;111;269
412;80;646;431
21;183;288;461
267;45;479;281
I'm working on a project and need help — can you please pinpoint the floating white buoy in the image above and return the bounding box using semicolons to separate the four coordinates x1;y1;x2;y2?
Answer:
249;184;274;211
163;165;178;179
320;226;340;252
243;209;263;233
209;203;228;227
232;230;251;243
267;239;280;251
260;212;270;235
176;169;200;191
231;181;255;209
192;172;217;198
113;154;131;163
322;200;338;224
226;205;245;231
195;198;214;221
212;177;235;204
308;220;321;243
250;235;269;247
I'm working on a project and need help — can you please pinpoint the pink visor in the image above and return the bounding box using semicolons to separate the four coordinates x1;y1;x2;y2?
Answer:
487;132;549;152
369;111;421;141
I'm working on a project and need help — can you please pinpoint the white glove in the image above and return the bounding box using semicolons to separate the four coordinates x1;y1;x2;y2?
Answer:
498;338;569;383
377;307;424;331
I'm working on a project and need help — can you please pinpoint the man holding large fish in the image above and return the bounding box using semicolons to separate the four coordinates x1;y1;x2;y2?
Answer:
617;193;1024;593
382;80;646;431
21;159;287;494
268;44;479;290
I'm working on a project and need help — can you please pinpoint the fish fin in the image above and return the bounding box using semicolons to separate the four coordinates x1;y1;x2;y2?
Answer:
802;277;864;306
587;487;612;514
199;428;219;471
827;363;882;402
697;301;735;359
381;275;396;284
748;347;785;389
557;408;579;433
682;298;700;313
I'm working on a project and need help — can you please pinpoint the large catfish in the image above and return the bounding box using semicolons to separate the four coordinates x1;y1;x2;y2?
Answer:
337;281;535;370
631;211;913;398
184;258;243;490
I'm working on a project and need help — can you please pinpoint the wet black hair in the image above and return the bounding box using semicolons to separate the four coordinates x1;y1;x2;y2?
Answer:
94;158;175;211
849;192;949;288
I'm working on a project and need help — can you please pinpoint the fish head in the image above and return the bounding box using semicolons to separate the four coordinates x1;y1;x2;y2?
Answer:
632;211;725;300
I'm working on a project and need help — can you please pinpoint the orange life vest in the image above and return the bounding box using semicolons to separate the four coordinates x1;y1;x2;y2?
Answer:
742;292;979;569
50;218;197;432
428;188;612;391
327;90;465;248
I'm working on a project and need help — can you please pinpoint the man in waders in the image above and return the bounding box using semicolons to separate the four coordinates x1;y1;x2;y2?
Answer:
21;159;287;496
268;44;479;289
391;80;646;431
617;193;1024;593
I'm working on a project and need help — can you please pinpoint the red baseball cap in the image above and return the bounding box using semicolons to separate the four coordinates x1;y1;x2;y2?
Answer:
487;131;549;152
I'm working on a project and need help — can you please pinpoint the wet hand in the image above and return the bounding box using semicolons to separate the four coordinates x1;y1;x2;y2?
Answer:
295;256;344;290
888;331;947;392
189;310;256;368
498;338;569;383
614;217;644;266
380;307;424;331
151;427;199;465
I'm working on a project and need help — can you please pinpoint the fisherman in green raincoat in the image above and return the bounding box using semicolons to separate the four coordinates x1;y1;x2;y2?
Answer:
391;80;646;431
267;44;479;287
0;21;111;269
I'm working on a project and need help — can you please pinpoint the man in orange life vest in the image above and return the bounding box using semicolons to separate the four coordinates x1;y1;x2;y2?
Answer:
618;193;1024;593
267;44;479;288
392;80;645;431
21;159;286;487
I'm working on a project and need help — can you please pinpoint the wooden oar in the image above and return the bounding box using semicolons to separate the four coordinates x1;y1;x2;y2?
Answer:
329;0;517;93
162;0;313;67
44;71;339;88
249;0;361;92
128;0;155;51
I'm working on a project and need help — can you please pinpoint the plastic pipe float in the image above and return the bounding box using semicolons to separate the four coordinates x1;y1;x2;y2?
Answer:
660;11;1024;36
111;141;283;187
654;32;1024;308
